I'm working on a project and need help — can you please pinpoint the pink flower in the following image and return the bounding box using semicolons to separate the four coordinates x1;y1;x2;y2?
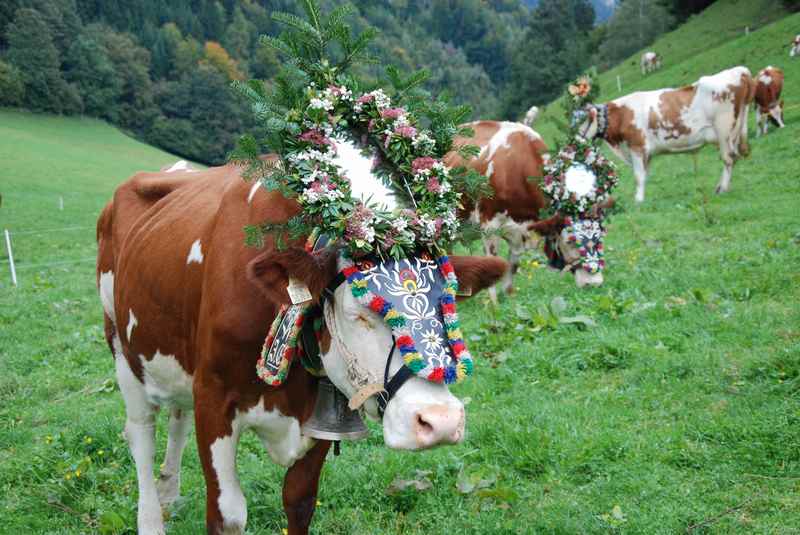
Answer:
299;130;331;146
394;125;417;138
381;107;405;120
356;94;374;104
367;119;376;132
412;157;437;174
371;153;382;170
426;177;441;193
327;85;344;96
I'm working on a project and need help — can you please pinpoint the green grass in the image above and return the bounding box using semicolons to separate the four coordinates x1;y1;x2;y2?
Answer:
2;5;800;531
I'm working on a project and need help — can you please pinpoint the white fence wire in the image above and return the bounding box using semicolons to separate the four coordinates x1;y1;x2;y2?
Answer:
2;226;98;286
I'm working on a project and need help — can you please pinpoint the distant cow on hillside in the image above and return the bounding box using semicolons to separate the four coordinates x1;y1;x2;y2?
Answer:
640;52;662;75
574;66;754;202
523;105;539;127
754;66;785;136
790;34;800;57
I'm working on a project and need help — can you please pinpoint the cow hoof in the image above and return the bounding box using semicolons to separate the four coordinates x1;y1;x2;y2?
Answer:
157;474;180;507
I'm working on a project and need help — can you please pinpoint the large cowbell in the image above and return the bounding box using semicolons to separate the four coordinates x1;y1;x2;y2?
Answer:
358;256;459;381
302;377;369;441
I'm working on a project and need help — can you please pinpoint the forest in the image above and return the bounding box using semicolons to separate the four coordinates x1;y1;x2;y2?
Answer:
0;0;717;165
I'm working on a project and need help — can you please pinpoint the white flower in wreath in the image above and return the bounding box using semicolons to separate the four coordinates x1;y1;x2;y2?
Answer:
392;217;409;232
309;97;334;111
421;328;444;352
412;131;435;150
563;164;597;198
369;89;391;109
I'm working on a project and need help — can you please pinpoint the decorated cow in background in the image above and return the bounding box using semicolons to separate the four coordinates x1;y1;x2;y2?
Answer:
790;34;800;57
96;5;507;535
573;66;754;202
754;66;785;136
446;118;615;301
640;51;662;75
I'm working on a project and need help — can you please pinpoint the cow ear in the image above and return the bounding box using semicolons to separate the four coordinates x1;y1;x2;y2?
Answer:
449;255;508;299
247;246;339;305
528;214;565;236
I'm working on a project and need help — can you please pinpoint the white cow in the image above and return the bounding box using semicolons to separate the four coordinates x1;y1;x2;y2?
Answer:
575;66;754;202
790;34;800;57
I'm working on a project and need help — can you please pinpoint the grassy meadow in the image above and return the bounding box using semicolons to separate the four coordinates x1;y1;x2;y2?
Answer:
2;5;800;533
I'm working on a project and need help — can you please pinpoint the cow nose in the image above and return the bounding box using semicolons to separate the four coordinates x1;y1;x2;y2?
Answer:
575;269;604;288
413;404;465;448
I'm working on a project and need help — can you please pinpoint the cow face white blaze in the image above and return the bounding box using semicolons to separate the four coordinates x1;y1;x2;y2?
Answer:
320;277;465;451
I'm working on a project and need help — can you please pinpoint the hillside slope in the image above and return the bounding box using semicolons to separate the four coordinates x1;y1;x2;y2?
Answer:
0;108;189;273
536;0;797;143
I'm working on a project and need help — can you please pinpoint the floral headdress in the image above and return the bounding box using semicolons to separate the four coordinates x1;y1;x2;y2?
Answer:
238;1;484;387
232;5;485;260
542;74;618;275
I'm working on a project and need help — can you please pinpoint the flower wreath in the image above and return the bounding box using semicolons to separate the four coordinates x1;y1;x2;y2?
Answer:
249;80;468;259
542;137;618;217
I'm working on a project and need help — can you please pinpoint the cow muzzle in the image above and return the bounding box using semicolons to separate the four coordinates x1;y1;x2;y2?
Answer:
382;382;465;450
574;268;604;288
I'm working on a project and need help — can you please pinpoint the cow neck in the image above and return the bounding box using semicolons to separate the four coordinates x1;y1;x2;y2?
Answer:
594;104;609;140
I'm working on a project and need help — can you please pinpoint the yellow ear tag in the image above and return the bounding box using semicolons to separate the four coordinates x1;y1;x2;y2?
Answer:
287;277;312;305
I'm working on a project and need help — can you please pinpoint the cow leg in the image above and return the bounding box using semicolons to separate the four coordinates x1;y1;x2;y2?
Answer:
283;440;331;535
771;107;785;129
715;142;735;194
157;408;193;507
502;243;520;295
195;383;247;535
115;353;165;534
631;152;648;203
755;108;764;137
483;236;500;304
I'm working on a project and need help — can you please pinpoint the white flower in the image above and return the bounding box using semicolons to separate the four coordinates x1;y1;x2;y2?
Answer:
412;131;435;150
392;217;408;232
309;97;333;111
439;180;452;194
369;89;391;110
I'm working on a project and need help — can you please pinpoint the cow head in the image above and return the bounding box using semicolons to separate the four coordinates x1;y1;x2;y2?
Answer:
248;247;506;450
529;197;613;288
572;105;603;140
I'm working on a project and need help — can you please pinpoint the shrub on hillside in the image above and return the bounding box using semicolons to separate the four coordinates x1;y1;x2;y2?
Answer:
0;60;24;106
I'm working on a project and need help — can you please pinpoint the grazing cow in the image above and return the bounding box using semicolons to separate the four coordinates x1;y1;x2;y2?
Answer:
523;105;539;127
790;34;800;57
446;121;605;301
96;156;506;534
754;66;785;136
640;52;662;75
575;66;754;202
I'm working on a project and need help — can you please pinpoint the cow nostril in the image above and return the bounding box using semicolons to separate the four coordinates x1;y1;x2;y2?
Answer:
416;414;434;436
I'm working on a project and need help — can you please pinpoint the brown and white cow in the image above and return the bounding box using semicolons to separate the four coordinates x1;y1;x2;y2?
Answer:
640;52;662;75
575;66;754;202
790;34;800;58
754;66;785;136
446;121;605;301
96;153;506;534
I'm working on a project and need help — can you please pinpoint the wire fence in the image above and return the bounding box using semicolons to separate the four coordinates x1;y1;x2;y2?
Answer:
2;225;98;286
